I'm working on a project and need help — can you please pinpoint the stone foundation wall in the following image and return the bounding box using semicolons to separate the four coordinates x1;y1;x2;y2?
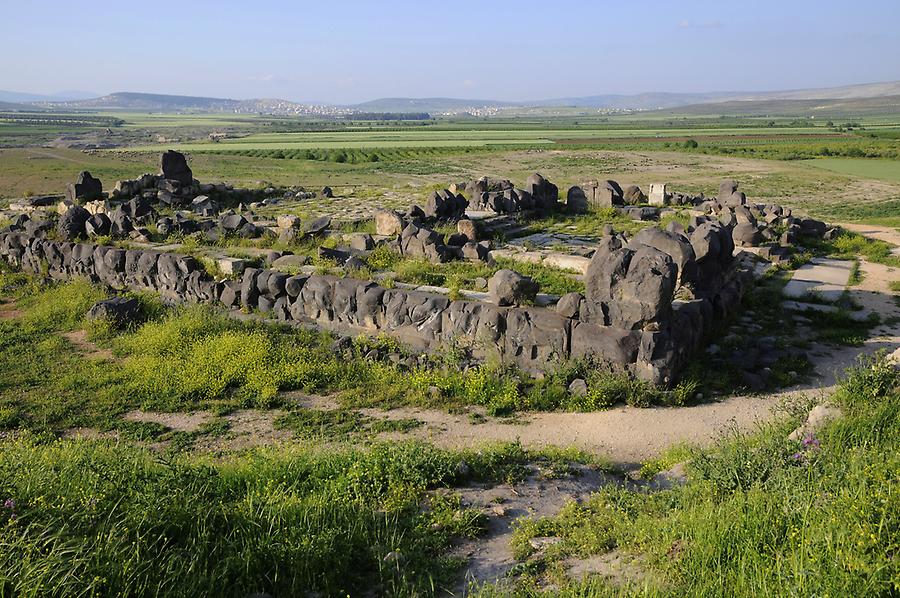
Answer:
0;232;752;386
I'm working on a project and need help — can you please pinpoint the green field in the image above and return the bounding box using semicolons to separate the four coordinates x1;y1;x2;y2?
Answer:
126;126;842;152
804;157;900;182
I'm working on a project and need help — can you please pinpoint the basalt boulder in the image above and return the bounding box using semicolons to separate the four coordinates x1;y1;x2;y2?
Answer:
628;227;697;287
57;206;91;241
87;297;141;329
85;213;112;237
525;173;559;211
488;269;539;307
732;222;762;247
65;171;103;204
159;150;193;186
584;238;678;330
566;186;589;214
622;185;646;204
425;189;468;220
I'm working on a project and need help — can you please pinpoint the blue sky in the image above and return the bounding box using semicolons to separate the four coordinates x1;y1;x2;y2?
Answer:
1;0;898;103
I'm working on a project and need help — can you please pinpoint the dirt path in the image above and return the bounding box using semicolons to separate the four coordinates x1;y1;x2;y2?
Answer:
840;222;900;247
60;330;116;360
0;301;23;320
365;390;806;467
445;465;617;596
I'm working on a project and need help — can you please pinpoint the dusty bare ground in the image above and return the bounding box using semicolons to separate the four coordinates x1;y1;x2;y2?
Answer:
60;329;116;360
0;300;22;320
443;465;620;596
363;395;788;467
123;409;212;432
119;408;292;452
564;551;652;588
841;222;900;248
195;409;292;452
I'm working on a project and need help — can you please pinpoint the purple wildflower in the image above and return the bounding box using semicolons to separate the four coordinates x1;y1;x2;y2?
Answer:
2;498;13;510
802;435;820;449
791;452;804;461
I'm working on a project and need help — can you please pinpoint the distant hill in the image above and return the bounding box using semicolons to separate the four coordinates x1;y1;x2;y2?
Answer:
351;81;900;112
47;92;244;111
0;101;36;111
36;92;353;117
723;81;900;102
660;95;900;118
534;92;734;110
6;80;900;115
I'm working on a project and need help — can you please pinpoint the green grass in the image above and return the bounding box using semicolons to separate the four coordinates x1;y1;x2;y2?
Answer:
804;157;900;183
0;435;532;596
121;125;845;153
848;259;863;286
371;253;585;296
802;230;900;268
477;353;900;596
0;272;669;433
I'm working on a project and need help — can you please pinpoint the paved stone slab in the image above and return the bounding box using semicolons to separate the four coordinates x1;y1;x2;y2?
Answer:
542;254;591;274
459;290;490;301
414;285;450;295
783;258;854;300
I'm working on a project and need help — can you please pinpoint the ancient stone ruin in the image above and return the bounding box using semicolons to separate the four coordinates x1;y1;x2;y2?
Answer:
0;152;838;387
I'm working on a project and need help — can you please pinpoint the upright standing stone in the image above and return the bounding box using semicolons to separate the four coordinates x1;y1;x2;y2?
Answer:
159;150;193;185
65;171;103;203
566;186;588;213
648;183;668;206
582;181;617;208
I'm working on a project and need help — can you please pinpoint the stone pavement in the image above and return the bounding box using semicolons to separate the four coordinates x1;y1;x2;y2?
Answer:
783;258;854;300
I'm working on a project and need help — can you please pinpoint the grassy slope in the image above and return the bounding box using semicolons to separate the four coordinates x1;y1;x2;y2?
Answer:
0;301;897;596
475;355;900;596
0;435;538;596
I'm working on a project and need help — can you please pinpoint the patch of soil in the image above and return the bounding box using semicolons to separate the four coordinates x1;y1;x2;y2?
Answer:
0;302;23;320
445;464;616;595
123;410;211;433
61;330;116;361
360;395;793;467
565;551;651;587
195;409;291;452
280;390;341;410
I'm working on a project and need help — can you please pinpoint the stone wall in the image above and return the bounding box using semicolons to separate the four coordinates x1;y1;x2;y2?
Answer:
0;230;752;386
